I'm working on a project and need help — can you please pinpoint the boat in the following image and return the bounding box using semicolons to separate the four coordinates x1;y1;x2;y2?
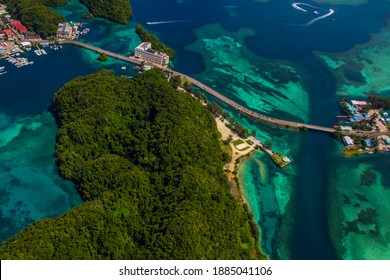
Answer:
41;49;47;55
0;71;7;75
121;66;127;70
132;65;142;71
336;115;349;118
0;66;5;70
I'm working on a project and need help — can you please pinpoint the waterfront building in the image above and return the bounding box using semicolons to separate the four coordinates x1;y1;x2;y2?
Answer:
340;125;353;131
57;23;73;38
351;100;368;106
345;103;356;114
20;41;31;48
342;136;354;147
362;139;374;148
40;42;50;47
134;42;169;66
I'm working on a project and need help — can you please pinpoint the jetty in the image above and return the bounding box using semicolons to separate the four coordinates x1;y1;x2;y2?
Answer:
61;40;389;137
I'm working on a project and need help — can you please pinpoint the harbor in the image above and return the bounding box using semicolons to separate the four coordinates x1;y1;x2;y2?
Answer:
0;4;89;73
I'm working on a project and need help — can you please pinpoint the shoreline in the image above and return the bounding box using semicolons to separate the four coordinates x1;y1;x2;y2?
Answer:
214;116;273;259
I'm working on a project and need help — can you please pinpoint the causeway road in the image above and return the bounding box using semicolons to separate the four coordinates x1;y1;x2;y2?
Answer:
61;40;389;137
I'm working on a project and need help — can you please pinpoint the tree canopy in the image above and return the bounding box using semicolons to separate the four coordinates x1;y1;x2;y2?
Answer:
79;0;132;24
0;69;264;260
367;96;390;110
136;24;175;59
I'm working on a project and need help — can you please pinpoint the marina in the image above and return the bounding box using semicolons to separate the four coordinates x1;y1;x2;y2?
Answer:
0;66;6;75
6;56;33;68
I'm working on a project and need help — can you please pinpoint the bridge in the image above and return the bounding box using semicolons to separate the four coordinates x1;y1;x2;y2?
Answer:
61;40;389;137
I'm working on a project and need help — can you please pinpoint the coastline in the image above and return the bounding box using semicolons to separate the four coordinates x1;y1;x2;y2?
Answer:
214;116;271;259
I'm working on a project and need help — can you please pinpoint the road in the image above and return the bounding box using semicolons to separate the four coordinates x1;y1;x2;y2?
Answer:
61;40;389;137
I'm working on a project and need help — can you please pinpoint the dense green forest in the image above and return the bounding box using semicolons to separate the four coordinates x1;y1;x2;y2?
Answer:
366;96;390;110
136;24;175;58
0;69;264;260
3;0;66;37
79;0;132;24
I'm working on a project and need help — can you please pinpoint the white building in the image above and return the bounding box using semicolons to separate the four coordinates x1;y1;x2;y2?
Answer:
340;126;353;131
351;100;367;106
134;42;169;66
342;136;354;147
20;41;31;48
56;23;73;38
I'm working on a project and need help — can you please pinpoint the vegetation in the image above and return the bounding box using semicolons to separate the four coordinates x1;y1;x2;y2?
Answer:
299;126;308;132
366;96;390;110
219;140;232;163
207;101;223;117
136;24;175;59
169;75;181;89
0;69;264;260
97;53;108;61
82;13;94;19
79;0;132;24
352;121;373;131
223;117;249;139
232;139;245;146
344;148;370;157
2;0;66;37
271;153;290;168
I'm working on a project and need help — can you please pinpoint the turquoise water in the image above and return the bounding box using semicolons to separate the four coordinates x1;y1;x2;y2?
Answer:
0;112;82;241
1;0;390;260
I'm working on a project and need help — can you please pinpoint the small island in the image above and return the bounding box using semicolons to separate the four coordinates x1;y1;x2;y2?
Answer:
97;52;108;61
0;69;266;260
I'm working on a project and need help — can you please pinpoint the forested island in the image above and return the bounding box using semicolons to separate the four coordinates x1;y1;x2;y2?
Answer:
79;0;132;24
136;24;175;58
2;0;132;37
0;69;264;260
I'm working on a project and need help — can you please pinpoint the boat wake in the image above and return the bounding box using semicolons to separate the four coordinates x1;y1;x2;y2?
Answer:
146;20;192;25
291;2;334;26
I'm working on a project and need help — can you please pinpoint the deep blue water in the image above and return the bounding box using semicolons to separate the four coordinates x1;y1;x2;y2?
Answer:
132;0;390;259
1;0;390;259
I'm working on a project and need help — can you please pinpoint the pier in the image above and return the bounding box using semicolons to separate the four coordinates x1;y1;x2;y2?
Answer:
61;40;388;137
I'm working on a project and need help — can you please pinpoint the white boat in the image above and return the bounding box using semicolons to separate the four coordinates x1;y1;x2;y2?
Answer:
41;49;47;55
0;71;7;75
0;66;5;70
121;66;127;70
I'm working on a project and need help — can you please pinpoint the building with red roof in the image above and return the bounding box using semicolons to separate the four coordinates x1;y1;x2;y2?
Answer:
4;29;14;37
10;20;27;33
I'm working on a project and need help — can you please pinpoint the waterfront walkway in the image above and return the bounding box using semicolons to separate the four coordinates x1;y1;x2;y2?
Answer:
61;40;389;137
